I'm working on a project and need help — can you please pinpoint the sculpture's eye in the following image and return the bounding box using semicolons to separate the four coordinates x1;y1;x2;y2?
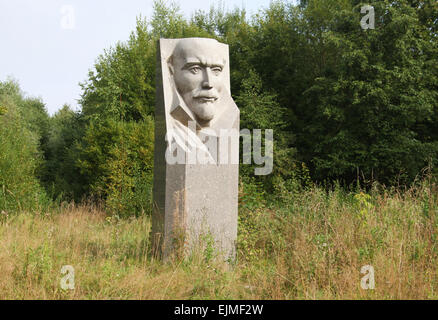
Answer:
189;66;201;74
212;67;222;76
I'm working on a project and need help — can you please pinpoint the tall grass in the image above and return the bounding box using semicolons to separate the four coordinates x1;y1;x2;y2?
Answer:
0;180;437;299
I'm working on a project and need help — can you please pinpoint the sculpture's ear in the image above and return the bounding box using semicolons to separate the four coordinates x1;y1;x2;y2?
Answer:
167;56;174;75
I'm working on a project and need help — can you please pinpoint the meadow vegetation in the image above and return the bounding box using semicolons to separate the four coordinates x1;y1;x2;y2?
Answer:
1;178;437;299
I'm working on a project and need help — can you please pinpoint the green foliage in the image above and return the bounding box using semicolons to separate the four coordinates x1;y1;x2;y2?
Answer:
270;162;314;204
354;191;374;227
236;70;296;191
0;80;50;212
300;0;438;185
42;105;86;201
150;0;185;38
237;69;285;130
78;117;154;217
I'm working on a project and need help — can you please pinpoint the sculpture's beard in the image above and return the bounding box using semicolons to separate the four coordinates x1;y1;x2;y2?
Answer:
182;89;220;122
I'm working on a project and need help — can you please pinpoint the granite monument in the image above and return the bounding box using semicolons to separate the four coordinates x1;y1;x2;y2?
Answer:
152;38;240;260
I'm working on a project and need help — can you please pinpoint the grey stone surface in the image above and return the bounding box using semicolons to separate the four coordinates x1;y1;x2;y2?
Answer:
152;38;239;260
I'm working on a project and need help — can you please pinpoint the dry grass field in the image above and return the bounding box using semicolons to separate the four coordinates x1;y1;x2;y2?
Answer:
0;181;437;300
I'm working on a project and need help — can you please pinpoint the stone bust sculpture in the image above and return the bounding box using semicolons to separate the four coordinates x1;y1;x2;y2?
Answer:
168;38;226;127
162;38;239;163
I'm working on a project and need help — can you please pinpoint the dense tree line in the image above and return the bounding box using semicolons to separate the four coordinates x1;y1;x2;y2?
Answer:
1;0;437;215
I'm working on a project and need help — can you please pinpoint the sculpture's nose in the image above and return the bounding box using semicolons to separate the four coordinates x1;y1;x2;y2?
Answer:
202;68;214;89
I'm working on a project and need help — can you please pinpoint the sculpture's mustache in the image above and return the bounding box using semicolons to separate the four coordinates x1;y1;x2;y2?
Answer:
192;89;219;101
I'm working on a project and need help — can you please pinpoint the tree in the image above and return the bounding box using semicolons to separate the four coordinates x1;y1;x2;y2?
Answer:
301;0;438;184
43;105;86;200
0;80;49;211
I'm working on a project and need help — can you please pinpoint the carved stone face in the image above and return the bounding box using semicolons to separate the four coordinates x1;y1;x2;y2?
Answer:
170;39;226;124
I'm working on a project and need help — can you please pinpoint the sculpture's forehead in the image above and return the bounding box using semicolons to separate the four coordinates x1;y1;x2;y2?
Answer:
174;40;227;66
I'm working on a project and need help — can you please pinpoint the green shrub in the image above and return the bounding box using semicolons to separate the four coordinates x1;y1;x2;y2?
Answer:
0;80;50;212
79;117;154;217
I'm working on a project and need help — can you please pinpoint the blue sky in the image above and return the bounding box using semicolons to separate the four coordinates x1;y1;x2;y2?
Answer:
0;0;274;115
